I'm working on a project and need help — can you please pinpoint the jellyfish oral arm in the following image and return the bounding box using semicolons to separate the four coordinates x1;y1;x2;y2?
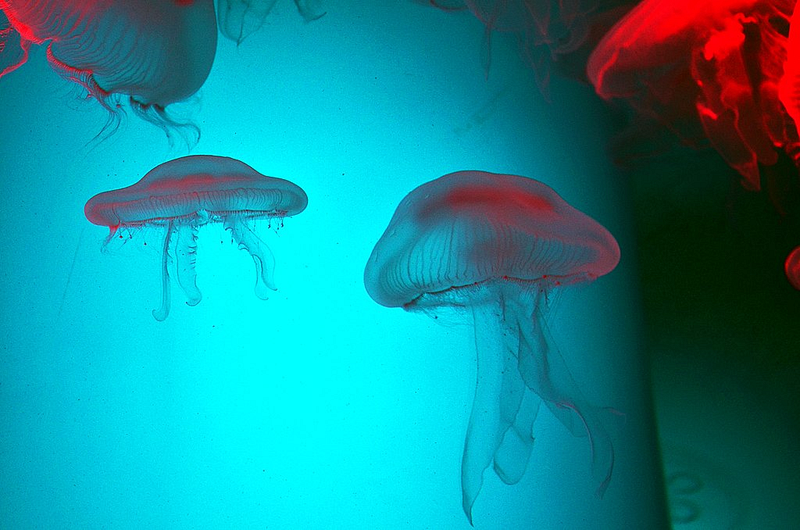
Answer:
174;222;202;307
152;220;174;322
223;213;277;299
461;300;509;525
461;295;540;525
150;219;205;321
491;293;539;488
493;386;540;486
514;290;617;497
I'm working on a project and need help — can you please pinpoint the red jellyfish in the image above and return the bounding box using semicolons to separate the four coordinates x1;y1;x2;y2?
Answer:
786;246;800;290
779;0;800;134
216;0;325;44
364;171;621;524
85;155;308;321
0;0;217;142
587;0;797;191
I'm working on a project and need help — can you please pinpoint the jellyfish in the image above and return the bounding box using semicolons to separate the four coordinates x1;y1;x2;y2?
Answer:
785;245;800;290
779;0;800;157
0;0;217;143
216;0;325;44
84;155;308;321
586;0;797;191
364;171;621;523
425;0;597;84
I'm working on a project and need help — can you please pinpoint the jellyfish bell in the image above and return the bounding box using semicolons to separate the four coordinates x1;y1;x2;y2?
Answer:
586;0;797;191
85;155;307;321
0;0;217;144
364;170;621;523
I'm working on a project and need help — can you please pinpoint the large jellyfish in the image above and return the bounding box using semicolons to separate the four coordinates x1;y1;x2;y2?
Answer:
586;0;797;191
216;0;325;44
425;0;597;84
85;155;308;321
364;171;621;523
0;0;217;142
779;0;800;136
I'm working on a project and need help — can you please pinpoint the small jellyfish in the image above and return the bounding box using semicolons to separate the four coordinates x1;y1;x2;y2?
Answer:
785;245;800;290
364;171;621;523
586;0;797;190
216;0;325;44
85;155;308;321
0;0;217;142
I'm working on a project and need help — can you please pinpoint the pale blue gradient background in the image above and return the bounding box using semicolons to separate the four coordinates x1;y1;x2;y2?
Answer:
0;2;668;528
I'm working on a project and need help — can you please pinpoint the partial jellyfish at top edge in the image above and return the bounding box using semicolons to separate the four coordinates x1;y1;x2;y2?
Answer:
216;0;325;44
364;170;623;524
84;155;308;321
0;0;217;146
587;0;798;192
424;0;598;86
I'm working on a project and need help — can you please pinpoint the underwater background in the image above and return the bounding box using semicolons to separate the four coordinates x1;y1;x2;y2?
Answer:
1;1;799;529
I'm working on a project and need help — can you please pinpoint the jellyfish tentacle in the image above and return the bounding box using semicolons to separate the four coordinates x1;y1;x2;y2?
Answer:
223;213;277;299
152;220;175;321
174;221;202;307
491;291;538;485
462;298;516;525
514;288;616;498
